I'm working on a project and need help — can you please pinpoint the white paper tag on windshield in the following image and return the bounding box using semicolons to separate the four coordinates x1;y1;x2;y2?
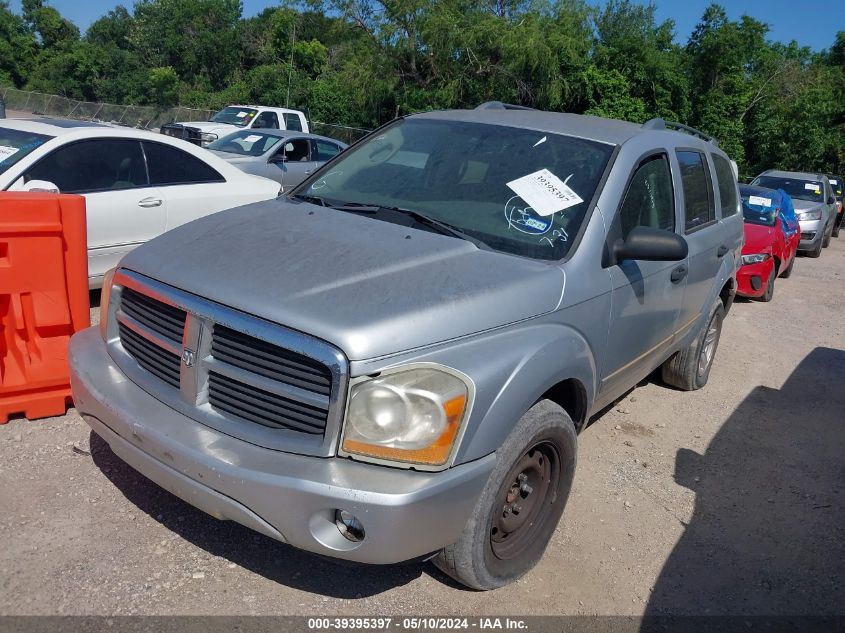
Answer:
244;134;262;143
805;183;820;191
506;169;582;217
748;195;772;207
236;111;248;118
0;145;20;162
830;179;839;185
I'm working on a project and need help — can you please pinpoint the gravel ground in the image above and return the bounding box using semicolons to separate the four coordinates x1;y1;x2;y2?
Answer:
1;239;843;616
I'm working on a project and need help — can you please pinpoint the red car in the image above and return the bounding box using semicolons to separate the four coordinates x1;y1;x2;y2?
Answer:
737;184;800;302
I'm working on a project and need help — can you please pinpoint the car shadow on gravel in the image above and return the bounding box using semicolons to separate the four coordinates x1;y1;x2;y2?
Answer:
645;346;845;616
87;431;453;598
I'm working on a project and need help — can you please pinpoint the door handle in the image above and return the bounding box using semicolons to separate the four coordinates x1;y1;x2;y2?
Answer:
717;245;729;258
138;197;162;208
670;265;688;283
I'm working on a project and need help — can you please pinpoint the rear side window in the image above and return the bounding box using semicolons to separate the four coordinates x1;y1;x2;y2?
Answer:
314;139;341;162
618;154;675;240
676;150;715;232
143;142;224;185
712;154;738;217
283;113;303;132
26;139;147;193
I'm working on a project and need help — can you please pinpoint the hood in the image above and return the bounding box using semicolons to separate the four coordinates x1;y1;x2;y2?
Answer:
176;121;237;135
119;199;566;361
742;222;775;254
792;199;824;212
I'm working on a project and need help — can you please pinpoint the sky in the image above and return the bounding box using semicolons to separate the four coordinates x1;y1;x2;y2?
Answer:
7;0;844;52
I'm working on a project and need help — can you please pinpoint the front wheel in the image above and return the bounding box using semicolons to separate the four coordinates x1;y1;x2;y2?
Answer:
433;400;577;590
759;268;775;302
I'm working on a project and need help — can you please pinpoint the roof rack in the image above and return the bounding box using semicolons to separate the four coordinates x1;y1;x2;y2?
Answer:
642;118;718;146
475;101;536;111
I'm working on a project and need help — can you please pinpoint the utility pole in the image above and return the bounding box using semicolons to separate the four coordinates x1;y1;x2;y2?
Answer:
286;20;296;108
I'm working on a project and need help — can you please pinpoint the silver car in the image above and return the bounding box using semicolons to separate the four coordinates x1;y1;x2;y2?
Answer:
70;104;743;590
751;169;837;257
207;130;347;190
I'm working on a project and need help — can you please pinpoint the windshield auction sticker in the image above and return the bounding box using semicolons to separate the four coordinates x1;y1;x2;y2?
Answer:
506;169;583;216
748;195;772;207
0;145;20;162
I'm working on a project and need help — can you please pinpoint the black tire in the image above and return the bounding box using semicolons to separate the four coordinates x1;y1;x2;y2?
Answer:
661;298;724;391
807;239;823;258
833;220;841;238
780;255;795;278
822;225;831;248
759;268;775;302
433;400;577;590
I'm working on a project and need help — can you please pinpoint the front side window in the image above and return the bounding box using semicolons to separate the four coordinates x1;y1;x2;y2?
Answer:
252;112;279;129
281;139;311;162
676;150;715;232
712;154;738;217
0;127;53;176
25;139;146;193
143;142;224;185
209;107;258;127
752;175;824;203
284;113;303;132
295;118;614;260
618;154;674;240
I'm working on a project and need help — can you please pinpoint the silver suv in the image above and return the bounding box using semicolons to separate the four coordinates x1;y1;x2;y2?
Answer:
70;103;743;590
751;169;837;257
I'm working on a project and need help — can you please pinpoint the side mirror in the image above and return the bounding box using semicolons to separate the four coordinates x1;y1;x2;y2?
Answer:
21;179;60;193
827;196;835;205
614;226;688;263
269;154;287;164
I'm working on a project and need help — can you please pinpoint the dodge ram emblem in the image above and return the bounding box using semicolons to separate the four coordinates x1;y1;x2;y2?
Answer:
181;349;195;367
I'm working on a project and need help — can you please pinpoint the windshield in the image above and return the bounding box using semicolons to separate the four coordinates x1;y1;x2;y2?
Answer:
752;176;824;203
207;130;283;156
740;194;778;227
209;107;258;127
294;118;614;260
0;128;53;176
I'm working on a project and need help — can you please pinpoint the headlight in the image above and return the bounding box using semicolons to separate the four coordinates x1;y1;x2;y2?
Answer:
99;267;116;340
741;253;771;265
797;210;822;221
341;366;470;467
199;132;218;147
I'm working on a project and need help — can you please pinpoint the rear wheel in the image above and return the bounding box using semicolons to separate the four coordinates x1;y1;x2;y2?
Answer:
433;400;576;590
662;298;724;391
807;238;823;258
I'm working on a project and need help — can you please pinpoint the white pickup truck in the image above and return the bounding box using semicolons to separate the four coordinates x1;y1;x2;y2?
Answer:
161;105;310;147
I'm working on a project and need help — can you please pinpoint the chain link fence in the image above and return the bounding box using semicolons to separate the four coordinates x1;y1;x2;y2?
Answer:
0;86;371;143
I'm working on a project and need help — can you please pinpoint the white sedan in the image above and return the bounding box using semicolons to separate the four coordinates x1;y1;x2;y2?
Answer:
0;118;281;287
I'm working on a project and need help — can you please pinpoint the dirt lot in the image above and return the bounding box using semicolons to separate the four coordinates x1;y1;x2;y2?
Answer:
1;240;843;617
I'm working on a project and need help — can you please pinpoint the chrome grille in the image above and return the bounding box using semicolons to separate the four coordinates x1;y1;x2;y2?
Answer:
109;270;347;456
208;371;328;434
118;322;181;388
211;325;332;395
120;287;186;344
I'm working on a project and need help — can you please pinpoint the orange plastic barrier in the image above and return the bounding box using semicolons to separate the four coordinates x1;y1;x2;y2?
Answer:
0;193;89;423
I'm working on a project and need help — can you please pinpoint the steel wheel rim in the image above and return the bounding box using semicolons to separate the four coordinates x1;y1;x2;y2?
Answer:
490;441;560;560
697;316;719;377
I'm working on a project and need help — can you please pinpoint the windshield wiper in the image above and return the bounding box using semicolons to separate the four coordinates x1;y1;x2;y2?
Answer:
291;193;329;206
328;202;490;250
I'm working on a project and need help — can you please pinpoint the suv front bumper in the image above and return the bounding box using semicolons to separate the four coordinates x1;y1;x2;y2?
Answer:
69;327;494;564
